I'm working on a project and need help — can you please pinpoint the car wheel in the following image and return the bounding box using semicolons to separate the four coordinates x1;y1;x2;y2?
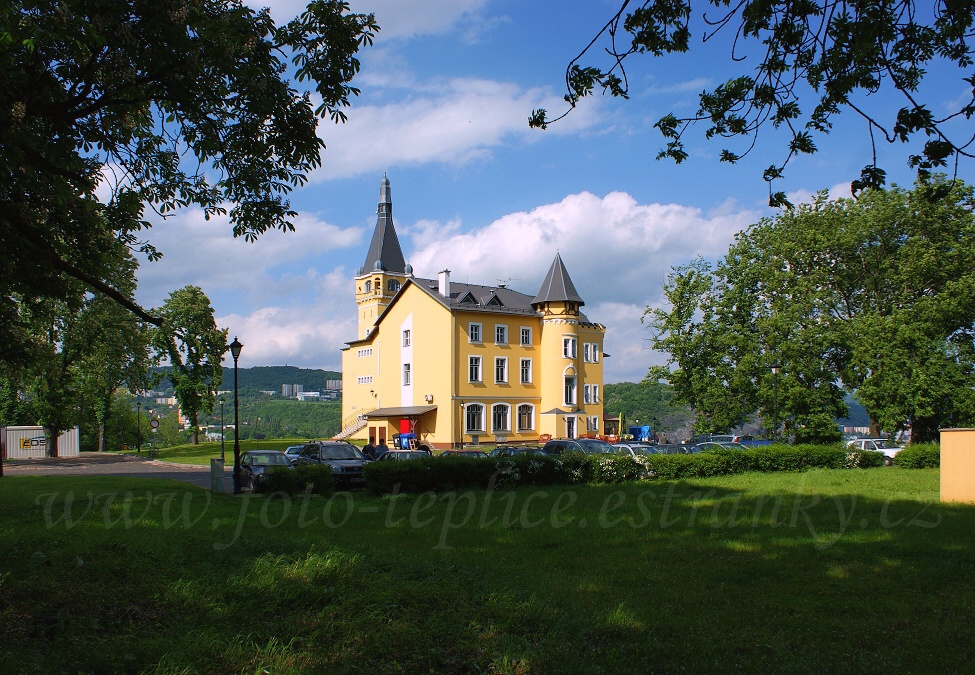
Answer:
884;456;893;467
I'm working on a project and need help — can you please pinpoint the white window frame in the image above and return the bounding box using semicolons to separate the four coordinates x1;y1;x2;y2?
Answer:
592;343;600;363
563;336;577;359
357;375;373;385
520;326;532;346
517;404;535;432
465;403;485;432
495;357;508;384
402;329;411;347
403;363;411;386
495;324;508;345
564;376;577;406
469;356;482;382
584;343;592;363
492;403;511;432
520;358;532;384
469;322;482;343
584;384;592;404
592;384;599;403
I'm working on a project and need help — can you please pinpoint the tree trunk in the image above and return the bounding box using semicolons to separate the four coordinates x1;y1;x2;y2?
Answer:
98;421;105;452
46;427;60;458
869;416;882;438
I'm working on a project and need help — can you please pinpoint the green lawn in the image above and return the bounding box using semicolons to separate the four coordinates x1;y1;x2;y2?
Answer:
1;468;971;672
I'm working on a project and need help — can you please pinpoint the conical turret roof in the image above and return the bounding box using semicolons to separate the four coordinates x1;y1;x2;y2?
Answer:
531;253;584;307
361;174;406;274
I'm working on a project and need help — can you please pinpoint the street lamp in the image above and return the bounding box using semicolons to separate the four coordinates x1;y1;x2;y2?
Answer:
137;400;142;453
771;363;781;440
229;337;243;494
220;398;225;463
459;400;466;449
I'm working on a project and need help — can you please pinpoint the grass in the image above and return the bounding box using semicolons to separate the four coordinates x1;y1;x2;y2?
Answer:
1;468;972;672
120;439;315;465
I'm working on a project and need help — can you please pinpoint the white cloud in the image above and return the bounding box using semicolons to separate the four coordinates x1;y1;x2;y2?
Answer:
786;181;854;206
403;190;759;380
258;0;490;40
317;78;600;180
218;307;354;371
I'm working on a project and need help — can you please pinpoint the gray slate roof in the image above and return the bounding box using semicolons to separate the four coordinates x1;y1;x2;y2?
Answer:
531;253;585;307
361;175;407;274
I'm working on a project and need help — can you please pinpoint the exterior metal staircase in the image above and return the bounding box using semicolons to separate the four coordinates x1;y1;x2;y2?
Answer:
332;408;375;440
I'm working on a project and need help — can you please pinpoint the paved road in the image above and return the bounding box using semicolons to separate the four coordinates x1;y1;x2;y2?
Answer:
2;453;233;491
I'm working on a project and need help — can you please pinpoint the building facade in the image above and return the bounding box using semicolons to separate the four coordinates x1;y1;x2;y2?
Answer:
339;176;606;449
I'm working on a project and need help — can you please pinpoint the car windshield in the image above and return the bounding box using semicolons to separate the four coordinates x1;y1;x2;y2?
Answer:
252;453;290;466
578;439;614;454
321;445;362;460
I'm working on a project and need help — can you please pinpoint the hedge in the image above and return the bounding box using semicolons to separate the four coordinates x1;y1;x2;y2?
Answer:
256;463;335;496
359;445;893;496
893;443;940;468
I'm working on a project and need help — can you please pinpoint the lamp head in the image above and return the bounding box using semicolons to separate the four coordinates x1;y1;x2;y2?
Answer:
229;336;243;361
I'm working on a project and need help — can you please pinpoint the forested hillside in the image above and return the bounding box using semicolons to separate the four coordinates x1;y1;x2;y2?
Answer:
232;398;341;440
603;381;695;439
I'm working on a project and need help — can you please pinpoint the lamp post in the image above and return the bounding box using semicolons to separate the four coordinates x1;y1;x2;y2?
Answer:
771;363;781;440
220;398;225;463
229;337;243;494
458;400;465;450
137;400;142;453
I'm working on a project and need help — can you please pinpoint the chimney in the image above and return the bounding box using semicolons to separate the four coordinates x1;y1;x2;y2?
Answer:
438;269;451;297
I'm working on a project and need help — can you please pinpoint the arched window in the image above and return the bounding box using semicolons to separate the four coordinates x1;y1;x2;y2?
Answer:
364;280;372;292
465;404;484;432
492;404;510;432
388;279;400;292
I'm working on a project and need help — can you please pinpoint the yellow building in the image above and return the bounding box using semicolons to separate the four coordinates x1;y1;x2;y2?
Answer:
338;176;606;449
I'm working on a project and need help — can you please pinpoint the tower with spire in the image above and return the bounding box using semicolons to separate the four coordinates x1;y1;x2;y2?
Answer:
340;175;605;448
355;175;413;339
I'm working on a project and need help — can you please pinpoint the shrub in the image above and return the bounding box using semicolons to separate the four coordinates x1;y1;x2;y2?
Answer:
894;443;940;468
255;464;334;496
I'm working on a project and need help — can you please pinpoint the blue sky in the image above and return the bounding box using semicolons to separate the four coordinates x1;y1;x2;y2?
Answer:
132;0;974;383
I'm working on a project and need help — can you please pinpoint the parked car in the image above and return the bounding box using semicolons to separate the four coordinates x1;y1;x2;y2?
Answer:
439;450;490;458
612;442;661;458
694;441;748;452
541;438;615;455
374;450;434;461
292;441;368;488
283;444;305;461
848;438;902;466
240;450;294;491
488;446;549;458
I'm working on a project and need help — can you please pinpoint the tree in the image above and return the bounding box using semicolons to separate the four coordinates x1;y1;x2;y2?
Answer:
647;176;975;443
530;1;975;206
0;0;378;363
150;286;227;444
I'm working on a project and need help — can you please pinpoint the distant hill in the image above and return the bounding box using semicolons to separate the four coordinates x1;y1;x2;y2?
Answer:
224;366;342;393
155;366;342;394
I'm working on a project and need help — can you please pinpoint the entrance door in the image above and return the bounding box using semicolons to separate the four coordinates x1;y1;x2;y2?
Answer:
566;416;575;439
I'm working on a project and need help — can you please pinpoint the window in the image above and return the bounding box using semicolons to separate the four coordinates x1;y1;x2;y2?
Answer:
492;404;510;432
584;385;592;404
564;376;577;405
403;363;411;386
520;327;532;346
592;343;600;363
357;376;373;385
520;358;532;384
357;348;373;357
495;357;508;383
469;356;482;382
584;343;591;362
469;322;482;343
364;280;372;292
563;336;577;358
495;325;507;344
388;279;400;292
586;416;599;432
584;342;601;363
517;404;534;431
592;384;599;403
465;404;484;432
402;329;411;347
